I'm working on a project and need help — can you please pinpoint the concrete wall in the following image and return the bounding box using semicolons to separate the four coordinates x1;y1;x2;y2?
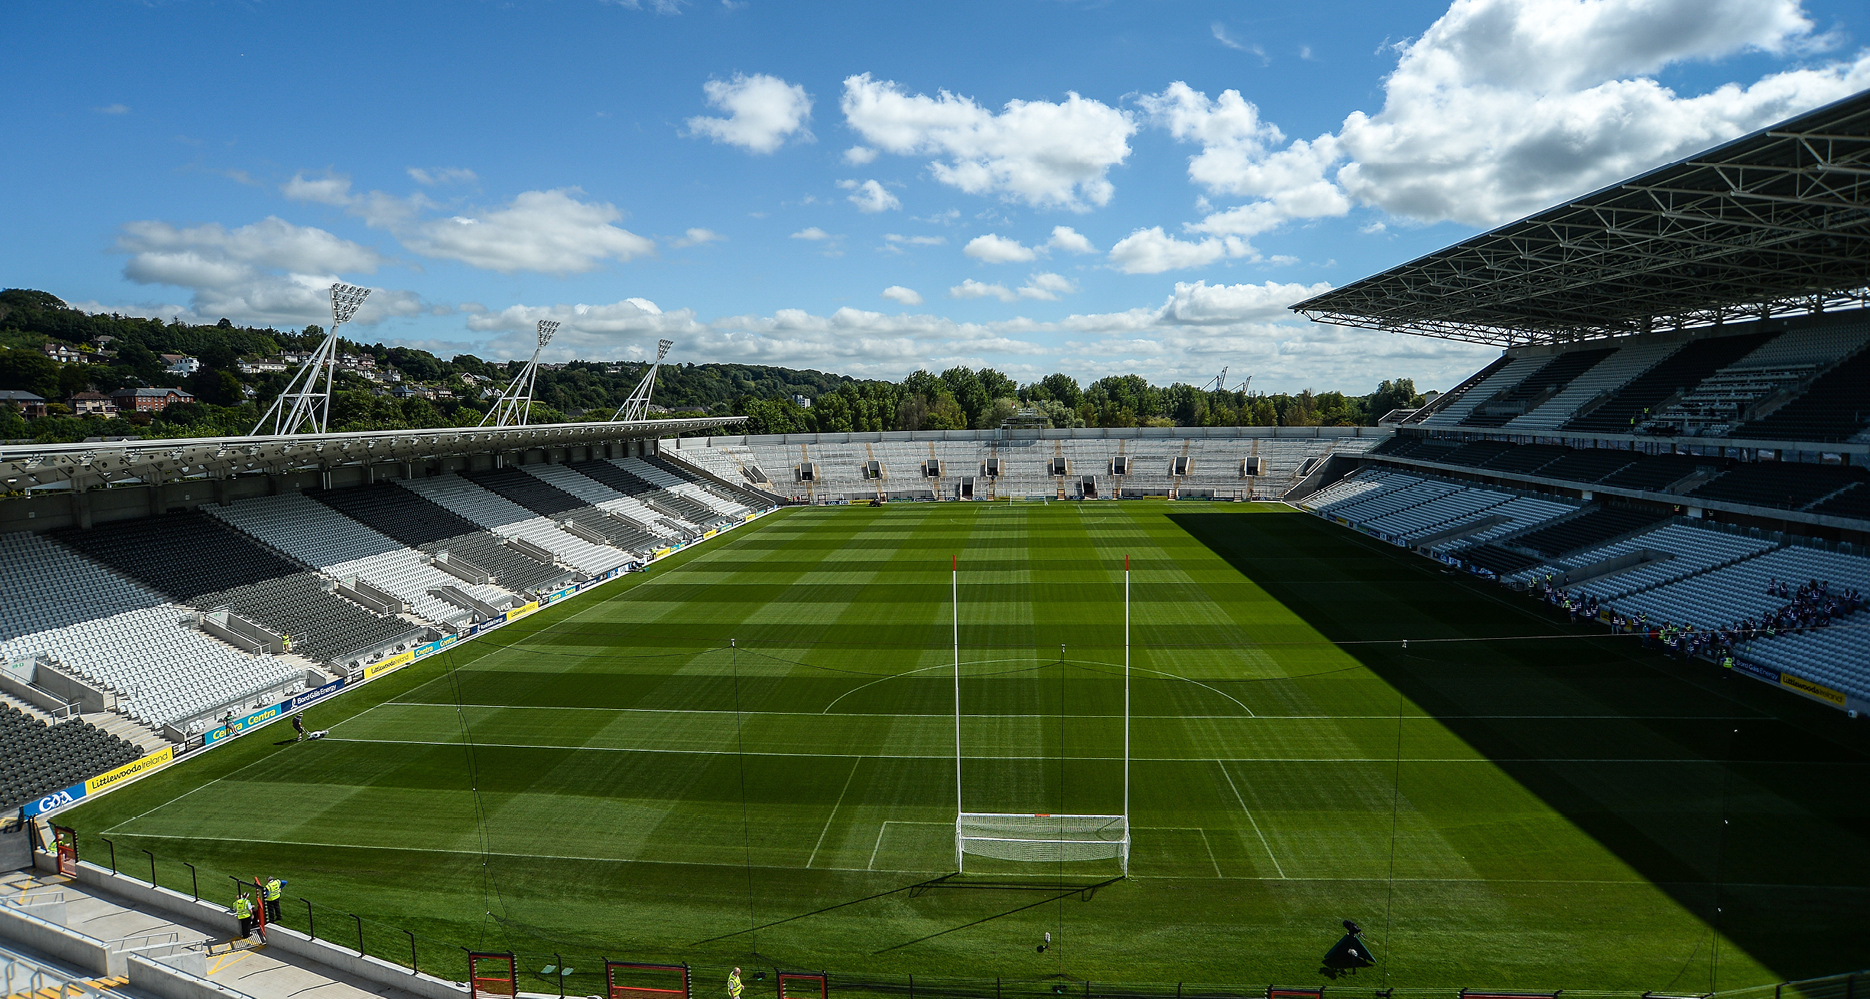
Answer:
33;854;468;999
0;900;117;976
128;955;251;999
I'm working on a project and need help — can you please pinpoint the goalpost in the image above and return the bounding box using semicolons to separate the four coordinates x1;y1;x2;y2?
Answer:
953;555;1131;875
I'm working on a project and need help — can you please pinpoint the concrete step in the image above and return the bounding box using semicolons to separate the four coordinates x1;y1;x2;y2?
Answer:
0;689;60;723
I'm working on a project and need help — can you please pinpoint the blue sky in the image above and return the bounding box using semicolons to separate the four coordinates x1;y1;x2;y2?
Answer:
5;0;1868;393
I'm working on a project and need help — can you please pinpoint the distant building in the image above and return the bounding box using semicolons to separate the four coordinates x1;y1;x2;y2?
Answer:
40;342;83;364
238;356;290;374
67;391;117;416
110;387;195;412
0;390;48;418
160;354;200;376
792;394;813;409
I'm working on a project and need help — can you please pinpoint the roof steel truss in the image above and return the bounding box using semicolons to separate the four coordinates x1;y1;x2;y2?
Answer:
1294;91;1870;346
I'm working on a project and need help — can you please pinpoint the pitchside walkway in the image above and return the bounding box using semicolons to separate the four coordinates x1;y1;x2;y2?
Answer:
1;866;432;999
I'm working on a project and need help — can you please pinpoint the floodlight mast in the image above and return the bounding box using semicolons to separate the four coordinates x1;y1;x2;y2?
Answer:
479;320;561;427
613;339;674;421
251;283;370;436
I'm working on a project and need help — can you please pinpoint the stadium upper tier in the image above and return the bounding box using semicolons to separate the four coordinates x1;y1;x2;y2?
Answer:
1294;89;1870;346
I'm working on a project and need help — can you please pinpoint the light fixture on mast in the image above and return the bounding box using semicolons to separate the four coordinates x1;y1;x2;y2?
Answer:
251;283;370;436
613;339;673;422
480;320;561;427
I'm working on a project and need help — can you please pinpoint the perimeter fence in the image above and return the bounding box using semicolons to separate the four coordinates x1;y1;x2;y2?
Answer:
50;836;1866;999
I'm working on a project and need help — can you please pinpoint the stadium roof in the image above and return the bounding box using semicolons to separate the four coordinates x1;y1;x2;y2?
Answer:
1292;89;1870;347
0;415;742;493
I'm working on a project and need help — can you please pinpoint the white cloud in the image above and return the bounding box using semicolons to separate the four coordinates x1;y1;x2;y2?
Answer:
840;73;1136;210
1046;226;1097;255
110;216;424;327
1359;221;1387;234
884;233;946;246
791;227;834;241
881;285;924;306
950;279;1017;302
1017;272;1077;301
1155;279;1334;324
1211;23;1268;64
843;146;878;165
839;178;901;213
686;73;813;154
401;189;655;274
1106;227;1252;274
1334;0;1870;225
673;227;725;247
1145;0;1870;233
285;174;656;274
963;233;1038;264
407;167;477;186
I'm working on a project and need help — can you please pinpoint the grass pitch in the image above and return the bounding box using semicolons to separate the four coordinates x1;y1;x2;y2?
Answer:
68;503;1869;993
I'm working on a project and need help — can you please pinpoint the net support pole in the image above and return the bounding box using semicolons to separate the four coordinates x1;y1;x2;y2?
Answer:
954;555;963;871
1124;554;1131;872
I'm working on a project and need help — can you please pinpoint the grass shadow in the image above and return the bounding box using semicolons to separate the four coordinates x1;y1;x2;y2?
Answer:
1167;508;1870;985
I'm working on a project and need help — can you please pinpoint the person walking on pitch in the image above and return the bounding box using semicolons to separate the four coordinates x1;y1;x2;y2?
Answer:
728;968;744;999
292;713;306;742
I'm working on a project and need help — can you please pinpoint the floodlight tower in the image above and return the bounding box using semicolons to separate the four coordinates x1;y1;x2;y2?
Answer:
252;283;371;436
613;339;673;421
480;320;561;427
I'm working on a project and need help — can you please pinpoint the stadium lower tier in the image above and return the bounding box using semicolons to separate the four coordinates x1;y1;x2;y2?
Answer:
0;452;771;752
1302;466;1870;707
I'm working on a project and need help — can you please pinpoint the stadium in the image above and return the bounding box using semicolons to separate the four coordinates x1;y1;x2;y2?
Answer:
3;83;1868;999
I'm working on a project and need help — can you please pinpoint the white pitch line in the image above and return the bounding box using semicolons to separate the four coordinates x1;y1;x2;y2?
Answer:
806;758;861;869
1217;760;1286;879
317;737;1838;765
368;702;1760;722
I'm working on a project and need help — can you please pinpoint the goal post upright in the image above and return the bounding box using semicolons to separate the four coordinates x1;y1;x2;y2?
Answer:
953;554;1132;876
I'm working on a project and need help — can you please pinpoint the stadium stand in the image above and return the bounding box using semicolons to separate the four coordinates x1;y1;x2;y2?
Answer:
311;482;573;595
519;462;687;551
395;473;635;576
1461;347;1618;427
457;467;669;554
53;512;417;666
0;531;302;729
1560;331;1776;433
1417;355;1547;426
1688;462;1869;511
0;705;143;813
1504;341;1679;431
566;459;709;537
1500;506;1669;558
204;492;508;627
1732;336;1870;443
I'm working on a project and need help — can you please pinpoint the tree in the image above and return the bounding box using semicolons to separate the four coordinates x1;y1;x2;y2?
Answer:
1368;378;1423;420
0;348;59;398
186;369;245;406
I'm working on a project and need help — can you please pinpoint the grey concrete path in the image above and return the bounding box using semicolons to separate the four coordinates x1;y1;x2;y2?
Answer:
3;870;426;999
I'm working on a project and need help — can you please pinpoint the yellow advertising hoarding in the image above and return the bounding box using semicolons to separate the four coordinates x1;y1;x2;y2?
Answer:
365;648;417;680
85;746;175;795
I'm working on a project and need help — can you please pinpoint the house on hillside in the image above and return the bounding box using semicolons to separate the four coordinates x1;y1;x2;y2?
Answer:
68;391;117;416
40;342;83;364
0;390;48;417
160;354;200;376
110;387;194;412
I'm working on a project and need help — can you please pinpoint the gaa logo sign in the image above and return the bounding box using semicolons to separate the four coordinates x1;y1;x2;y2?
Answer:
34;789;77;813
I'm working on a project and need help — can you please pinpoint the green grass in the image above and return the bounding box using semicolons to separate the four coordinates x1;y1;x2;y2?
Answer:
66;503;1870;994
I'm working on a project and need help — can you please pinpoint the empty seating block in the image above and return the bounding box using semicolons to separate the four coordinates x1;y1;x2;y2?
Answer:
0;706;143;813
1508;507;1668;558
1562;330;1776;434
396;474;633;576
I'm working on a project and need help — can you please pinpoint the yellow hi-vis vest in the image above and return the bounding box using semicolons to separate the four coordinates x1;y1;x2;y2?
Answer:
234;897;252;919
265;879;282;901
728;974;743;999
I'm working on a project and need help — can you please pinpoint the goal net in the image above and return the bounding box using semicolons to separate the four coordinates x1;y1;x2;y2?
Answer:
956;813;1130;871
